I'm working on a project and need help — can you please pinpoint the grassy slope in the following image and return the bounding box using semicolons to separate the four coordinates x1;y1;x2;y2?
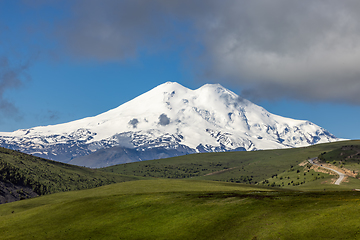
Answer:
2;142;360;239
318;144;360;173
2;140;359;199
102;140;359;184
1;179;360;240
259;163;332;187
0;147;141;196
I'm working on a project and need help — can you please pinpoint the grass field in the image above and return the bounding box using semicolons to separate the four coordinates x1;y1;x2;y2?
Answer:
102;140;360;185
1;179;360;240
2;141;360;239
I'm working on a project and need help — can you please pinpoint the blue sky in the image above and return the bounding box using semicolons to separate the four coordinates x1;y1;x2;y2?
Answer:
1;0;360;139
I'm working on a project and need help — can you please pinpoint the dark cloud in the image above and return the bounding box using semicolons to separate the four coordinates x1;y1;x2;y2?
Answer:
159;113;170;126
0;12;38;121
53;0;360;104
0;58;23;94
0;99;18;117
59;0;198;60
195;0;360;104
0;57;30;119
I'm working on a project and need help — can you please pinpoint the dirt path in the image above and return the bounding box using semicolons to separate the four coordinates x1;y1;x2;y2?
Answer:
308;158;346;185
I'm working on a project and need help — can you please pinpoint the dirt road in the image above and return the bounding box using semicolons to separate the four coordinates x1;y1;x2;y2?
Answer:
308;158;346;185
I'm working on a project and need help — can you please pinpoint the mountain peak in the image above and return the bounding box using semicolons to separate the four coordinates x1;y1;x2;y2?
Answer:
0;82;340;167
150;82;232;98
153;81;189;92
163;81;183;86
198;83;224;89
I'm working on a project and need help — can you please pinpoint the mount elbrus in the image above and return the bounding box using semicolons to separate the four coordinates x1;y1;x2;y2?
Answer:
0;82;339;168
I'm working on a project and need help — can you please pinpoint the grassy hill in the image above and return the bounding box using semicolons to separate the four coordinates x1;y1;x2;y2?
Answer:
0;147;141;203
102;140;360;189
318;144;360;172
258;162;360;191
2;140;360;203
1;179;360;240
2;141;360;239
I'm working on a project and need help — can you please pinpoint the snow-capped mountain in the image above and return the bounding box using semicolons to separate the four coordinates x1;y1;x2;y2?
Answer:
0;82;340;167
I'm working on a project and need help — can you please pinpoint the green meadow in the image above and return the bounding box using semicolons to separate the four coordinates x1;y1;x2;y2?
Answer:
1;179;360;240
2;140;360;239
103;140;360;187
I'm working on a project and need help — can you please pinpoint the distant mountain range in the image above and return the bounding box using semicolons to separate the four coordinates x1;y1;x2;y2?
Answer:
0;82;341;167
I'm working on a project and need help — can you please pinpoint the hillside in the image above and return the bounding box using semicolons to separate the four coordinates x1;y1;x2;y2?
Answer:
0;147;140;204
102;140;360;190
103;140;360;189
2;141;360;238
1;140;359;204
1;179;360;239
318;144;360;171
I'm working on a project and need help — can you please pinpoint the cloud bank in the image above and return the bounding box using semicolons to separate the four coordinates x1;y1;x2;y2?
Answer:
0;57;29;119
55;0;360;104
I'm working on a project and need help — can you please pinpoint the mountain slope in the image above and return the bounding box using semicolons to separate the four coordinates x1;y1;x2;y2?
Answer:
0;82;340;167
0;146;140;203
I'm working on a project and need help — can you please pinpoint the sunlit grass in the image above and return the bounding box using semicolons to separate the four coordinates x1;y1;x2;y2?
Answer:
1;179;360;240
